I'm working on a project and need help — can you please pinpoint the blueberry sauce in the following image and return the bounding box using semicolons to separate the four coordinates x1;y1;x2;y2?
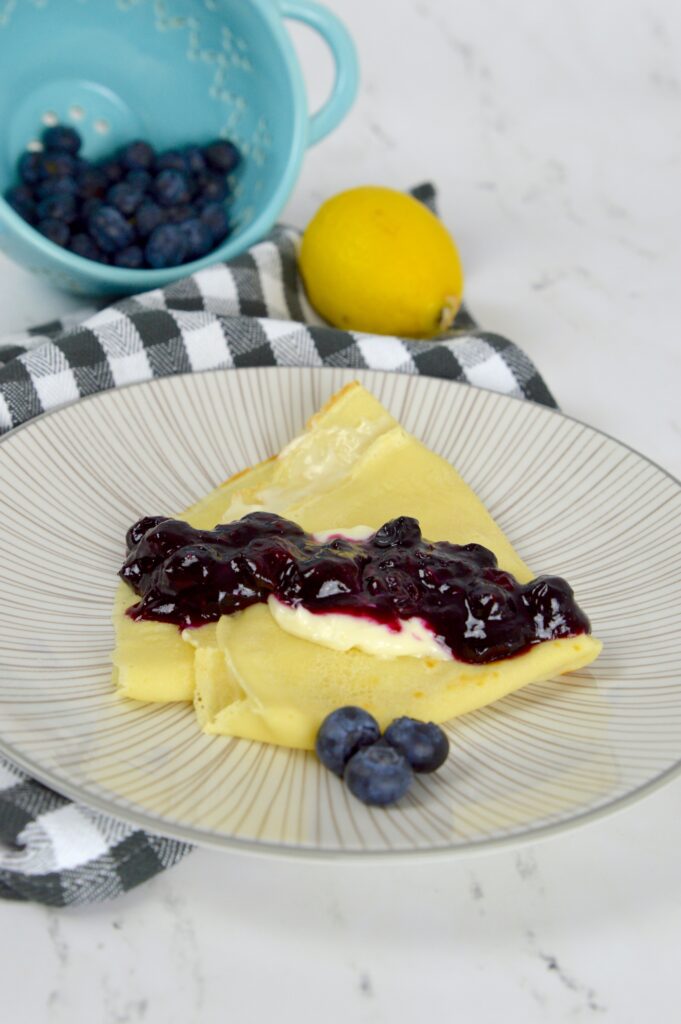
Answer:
120;513;591;664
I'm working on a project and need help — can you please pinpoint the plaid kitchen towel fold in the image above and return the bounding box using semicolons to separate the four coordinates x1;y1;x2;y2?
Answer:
0;184;557;906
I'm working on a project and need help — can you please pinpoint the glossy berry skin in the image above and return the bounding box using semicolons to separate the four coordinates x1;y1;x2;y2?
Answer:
200;202;230;242
203;140;240;173
5;184;36;222
18;151;45;185
180;218;213;259
42;125;81;155
114;245;144;269
135;200;165;237
344;742;414;806
107;182;144;216
145;223;188;268
315;706;381;777
88;204;134;253
153;169;193;207
120;140;155;171
383;718;449;773
70;233;105;262
36;193;77;224
37;218;70;247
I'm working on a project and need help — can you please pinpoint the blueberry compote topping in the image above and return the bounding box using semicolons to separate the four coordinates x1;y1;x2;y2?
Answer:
120;513;591;664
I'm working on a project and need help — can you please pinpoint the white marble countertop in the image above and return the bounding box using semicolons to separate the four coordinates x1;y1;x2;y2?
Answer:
1;0;680;1020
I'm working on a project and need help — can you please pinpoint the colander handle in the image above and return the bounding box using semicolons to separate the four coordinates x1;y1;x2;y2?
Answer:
278;0;359;146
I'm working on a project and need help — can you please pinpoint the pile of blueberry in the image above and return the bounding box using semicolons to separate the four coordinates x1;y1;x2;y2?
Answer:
4;125;240;269
315;706;450;806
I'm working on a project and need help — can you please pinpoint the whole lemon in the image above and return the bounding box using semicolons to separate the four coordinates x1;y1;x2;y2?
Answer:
299;186;464;339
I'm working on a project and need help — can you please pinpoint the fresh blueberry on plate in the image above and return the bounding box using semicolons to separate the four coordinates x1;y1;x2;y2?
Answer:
315;706;381;777
344;742;414;806
383;717;449;773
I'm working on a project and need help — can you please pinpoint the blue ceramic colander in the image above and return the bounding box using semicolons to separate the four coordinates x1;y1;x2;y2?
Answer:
0;0;358;295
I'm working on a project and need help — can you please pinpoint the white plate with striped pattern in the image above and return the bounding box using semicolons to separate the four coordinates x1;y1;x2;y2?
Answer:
1;366;680;857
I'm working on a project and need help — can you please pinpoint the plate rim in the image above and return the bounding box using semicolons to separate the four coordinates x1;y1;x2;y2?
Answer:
1;364;680;860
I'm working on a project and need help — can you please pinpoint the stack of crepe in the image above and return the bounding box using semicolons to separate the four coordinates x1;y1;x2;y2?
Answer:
112;382;601;749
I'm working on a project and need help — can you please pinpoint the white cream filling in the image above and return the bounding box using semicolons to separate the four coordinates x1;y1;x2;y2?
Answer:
267;597;452;661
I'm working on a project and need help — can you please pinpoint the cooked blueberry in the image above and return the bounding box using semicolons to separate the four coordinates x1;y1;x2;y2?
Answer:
36;193;77;223
37;218;70;247
36;175;79;200
18;151;44;184
153;168;193;207
42;125;81;155
77;166;108;199
107;182;144;216
179;217;213;259
126;515;171;550
70;232;105;261
344;742;413;806
5;184;36;221
183;145;206;175
200;202;230;242
135;200;165;237
383;718;449;773
99;159;124;184
203;140;240;173
522;576;591;638
40;151;77;179
126;169;152;193
145;223;188;268
164;204;195;224
113;245;144;269
196;171;229;205
88;204;134;253
120;140;155;171
315;706;380;777
155;150;188;172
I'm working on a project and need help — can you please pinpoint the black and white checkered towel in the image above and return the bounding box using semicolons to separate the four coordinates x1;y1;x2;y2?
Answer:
0;185;556;906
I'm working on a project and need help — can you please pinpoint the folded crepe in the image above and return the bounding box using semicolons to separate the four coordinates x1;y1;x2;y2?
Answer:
112;382;601;749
